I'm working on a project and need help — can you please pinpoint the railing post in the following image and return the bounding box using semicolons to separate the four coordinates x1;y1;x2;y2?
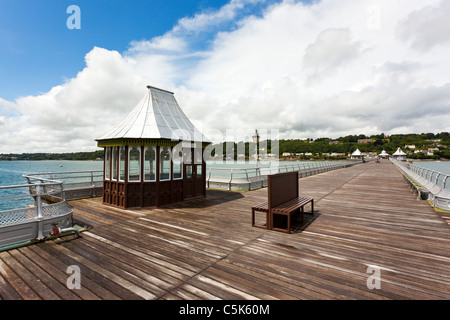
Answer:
91;171;95;197
36;183;44;240
257;167;263;188
60;181;66;201
434;173;441;187
246;169;251;190
207;168;211;189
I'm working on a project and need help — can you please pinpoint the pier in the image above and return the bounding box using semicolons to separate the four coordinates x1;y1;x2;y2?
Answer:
0;160;449;300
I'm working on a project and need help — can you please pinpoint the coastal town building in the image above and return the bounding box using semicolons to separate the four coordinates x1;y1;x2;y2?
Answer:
350;149;364;160
379;150;390;159
393;148;407;161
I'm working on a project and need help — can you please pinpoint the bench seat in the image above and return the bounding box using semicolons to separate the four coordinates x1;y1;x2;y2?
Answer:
251;171;314;233
272;197;314;233
272;196;313;214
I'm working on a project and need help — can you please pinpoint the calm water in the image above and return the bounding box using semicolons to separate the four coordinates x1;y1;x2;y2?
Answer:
0;161;103;211
412;161;450;176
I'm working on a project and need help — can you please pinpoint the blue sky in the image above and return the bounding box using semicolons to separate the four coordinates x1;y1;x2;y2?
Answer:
0;0;449;153
0;0;240;100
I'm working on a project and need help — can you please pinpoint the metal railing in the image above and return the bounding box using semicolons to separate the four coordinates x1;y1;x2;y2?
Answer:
23;170;103;200
206;160;360;191
392;160;450;211
0;179;73;249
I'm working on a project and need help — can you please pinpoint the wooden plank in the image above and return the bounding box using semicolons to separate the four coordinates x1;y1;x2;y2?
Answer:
27;244;118;300
0;253;40;300
0;272;23;300
9;249;80;300
18;246;101;300
0;251;58;299
50;242;157;300
37;242;140;300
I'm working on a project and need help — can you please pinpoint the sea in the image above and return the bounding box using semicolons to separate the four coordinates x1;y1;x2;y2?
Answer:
412;161;450;175
0;161;103;211
1;159;449;211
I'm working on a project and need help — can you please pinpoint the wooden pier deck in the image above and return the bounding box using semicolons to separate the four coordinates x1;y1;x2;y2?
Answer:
1;160;449;300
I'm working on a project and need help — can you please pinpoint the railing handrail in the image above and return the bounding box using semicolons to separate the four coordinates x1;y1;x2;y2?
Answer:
0;181;62;190
392;159;450;189
206;160;355;191
23;169;103;176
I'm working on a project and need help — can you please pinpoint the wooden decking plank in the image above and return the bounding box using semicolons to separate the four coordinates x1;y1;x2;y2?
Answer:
0;251;59;299
81;232;183;288
204;266;294;300
230;245;387;300
76;236;175;293
165;287;205;300
124;219;232;259
185;275;248;300
27;244;118;300
247;238;448;299
9;248;80;300
58;241;159;299
265;232;450;290
91;222;213;272
20;246;100;300
0;271;23;300
0;253;40;300
40;242;143;300
216;254;335;300
177;283;222;300
83;230;198;277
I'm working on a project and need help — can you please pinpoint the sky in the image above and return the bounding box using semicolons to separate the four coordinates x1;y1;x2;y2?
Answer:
0;0;450;153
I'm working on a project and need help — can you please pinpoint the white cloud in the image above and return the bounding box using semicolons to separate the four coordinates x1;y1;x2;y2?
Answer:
128;34;188;54
174;0;264;33
1;0;450;153
1;47;148;152
396;0;450;52
303;28;363;81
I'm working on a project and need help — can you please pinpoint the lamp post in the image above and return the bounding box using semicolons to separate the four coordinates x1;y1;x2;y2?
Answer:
252;129;260;167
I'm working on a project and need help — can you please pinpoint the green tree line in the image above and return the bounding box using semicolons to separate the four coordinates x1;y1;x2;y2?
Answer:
1;132;450;161
0;150;104;161
207;132;450;160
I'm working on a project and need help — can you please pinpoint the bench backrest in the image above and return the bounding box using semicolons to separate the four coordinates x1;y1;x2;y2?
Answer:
268;171;299;209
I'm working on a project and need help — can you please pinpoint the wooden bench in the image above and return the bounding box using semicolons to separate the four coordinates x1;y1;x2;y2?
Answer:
251;171;314;233
251;201;269;229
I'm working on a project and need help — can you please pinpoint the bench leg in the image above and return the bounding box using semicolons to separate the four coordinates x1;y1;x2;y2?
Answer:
287;213;291;234
252;208;269;230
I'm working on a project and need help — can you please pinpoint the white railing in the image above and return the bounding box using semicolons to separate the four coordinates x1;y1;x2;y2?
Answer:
23;170;103;200
206;161;359;191
391;160;450;211
0;179;73;249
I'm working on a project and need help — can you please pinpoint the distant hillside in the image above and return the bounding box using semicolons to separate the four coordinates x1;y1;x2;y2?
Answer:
208;132;450;160
1;132;449;161
0;150;104;161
